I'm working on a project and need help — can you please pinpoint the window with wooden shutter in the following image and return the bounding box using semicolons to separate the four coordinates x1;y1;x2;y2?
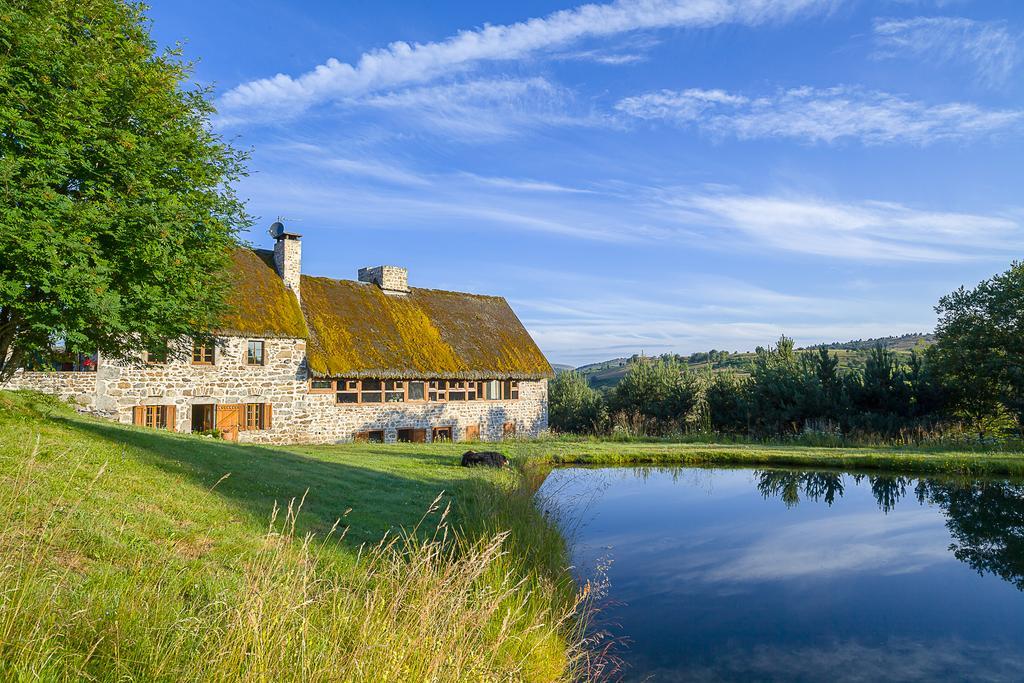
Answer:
262;403;272;430
397;428;426;443
133;406;145;425
143;405;168;429
503;421;517;439
243;403;265;430
355;430;385;443
166;406;176;432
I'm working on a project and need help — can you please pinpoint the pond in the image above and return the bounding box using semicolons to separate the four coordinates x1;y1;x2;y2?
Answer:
538;467;1024;682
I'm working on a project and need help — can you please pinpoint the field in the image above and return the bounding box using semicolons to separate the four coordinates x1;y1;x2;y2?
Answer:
0;389;1020;681
0;391;582;682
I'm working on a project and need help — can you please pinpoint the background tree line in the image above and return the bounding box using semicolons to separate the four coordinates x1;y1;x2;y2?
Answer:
550;261;1024;444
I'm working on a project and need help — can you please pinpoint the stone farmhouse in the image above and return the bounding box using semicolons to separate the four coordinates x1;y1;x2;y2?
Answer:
6;225;553;444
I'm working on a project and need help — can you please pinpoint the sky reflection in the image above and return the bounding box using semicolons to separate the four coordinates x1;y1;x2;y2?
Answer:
539;467;1024;682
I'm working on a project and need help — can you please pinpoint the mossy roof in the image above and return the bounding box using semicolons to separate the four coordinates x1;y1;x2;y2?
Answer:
300;275;553;380
219;249;308;339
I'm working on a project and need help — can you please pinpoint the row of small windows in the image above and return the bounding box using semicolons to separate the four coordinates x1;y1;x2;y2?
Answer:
309;379;520;404
355;423;515;443
146;340;265;366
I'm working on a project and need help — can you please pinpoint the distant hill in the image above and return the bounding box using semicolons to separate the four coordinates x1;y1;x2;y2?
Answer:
806;333;935;352
551;364;576;375
570;334;936;390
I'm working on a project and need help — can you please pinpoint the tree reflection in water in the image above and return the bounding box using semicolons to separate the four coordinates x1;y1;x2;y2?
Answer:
755;470;845;508
917;479;1024;591
753;469;1024;590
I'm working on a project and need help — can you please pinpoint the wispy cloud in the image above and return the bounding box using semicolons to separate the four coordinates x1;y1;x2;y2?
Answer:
873;16;1021;86
615;86;1023;144
356;77;605;139
248;141;1023;264
665;190;1021;262
458;173;597;194
217;0;837;124
705;510;949;582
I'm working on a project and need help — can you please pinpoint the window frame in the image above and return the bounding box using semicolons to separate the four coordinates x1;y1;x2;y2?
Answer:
309;378;335;394
243;402;266;430
246;340;266;367
192;342;215;366
145;405;168;429
354;430;385;443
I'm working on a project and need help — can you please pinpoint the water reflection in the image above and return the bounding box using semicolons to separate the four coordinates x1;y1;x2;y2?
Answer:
755;470;845;507
541;466;1024;682
752;469;1024;588
918;479;1024;590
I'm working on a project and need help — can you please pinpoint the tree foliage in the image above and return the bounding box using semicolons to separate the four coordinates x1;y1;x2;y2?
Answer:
0;0;249;380
930;262;1024;433
608;358;699;435
548;371;605;434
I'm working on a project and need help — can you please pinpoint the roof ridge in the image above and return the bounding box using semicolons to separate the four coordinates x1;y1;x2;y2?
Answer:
298;273;506;301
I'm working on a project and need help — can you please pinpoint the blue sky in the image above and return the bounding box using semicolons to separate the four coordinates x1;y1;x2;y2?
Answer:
147;0;1024;366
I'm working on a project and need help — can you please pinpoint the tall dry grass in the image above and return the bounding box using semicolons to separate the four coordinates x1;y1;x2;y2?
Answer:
0;439;599;681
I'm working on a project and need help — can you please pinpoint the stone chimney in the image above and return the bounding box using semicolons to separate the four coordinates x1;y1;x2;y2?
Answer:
271;221;302;301
358;265;409;294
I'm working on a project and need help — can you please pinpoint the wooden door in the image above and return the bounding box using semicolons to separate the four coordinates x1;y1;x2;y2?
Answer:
216;404;242;442
464;425;480;442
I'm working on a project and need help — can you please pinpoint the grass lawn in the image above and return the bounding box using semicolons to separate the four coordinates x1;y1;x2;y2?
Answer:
1;389;1021;681
0;392;577;681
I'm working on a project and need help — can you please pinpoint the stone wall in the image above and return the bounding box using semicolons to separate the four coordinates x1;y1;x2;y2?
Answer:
3;370;98;408
254;378;548;445
94;337;310;436
5;334;549;445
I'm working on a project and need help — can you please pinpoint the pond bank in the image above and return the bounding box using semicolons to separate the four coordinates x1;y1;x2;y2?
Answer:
505;439;1024;478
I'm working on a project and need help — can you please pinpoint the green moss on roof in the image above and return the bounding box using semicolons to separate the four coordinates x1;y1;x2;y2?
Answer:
219;249;308;339
301;276;553;380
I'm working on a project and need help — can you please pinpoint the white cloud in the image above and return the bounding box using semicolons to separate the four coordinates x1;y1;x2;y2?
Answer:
666;190;1021;262
616;85;1023;144
873;16;1021;86
705;510;949;582
458;173;596;194
217;0;837;123
355;77;604;139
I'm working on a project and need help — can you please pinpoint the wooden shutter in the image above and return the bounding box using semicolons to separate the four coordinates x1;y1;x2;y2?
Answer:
133;406;145;426
464;425;480;442
262;403;272;430
166;406;177;432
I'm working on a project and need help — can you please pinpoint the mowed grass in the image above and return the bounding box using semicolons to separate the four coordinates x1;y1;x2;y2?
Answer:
0;391;587;682
1;389;1021;681
504;437;1024;477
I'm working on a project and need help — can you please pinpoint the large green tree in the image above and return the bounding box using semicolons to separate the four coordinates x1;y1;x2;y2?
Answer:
929;262;1024;435
0;0;248;380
